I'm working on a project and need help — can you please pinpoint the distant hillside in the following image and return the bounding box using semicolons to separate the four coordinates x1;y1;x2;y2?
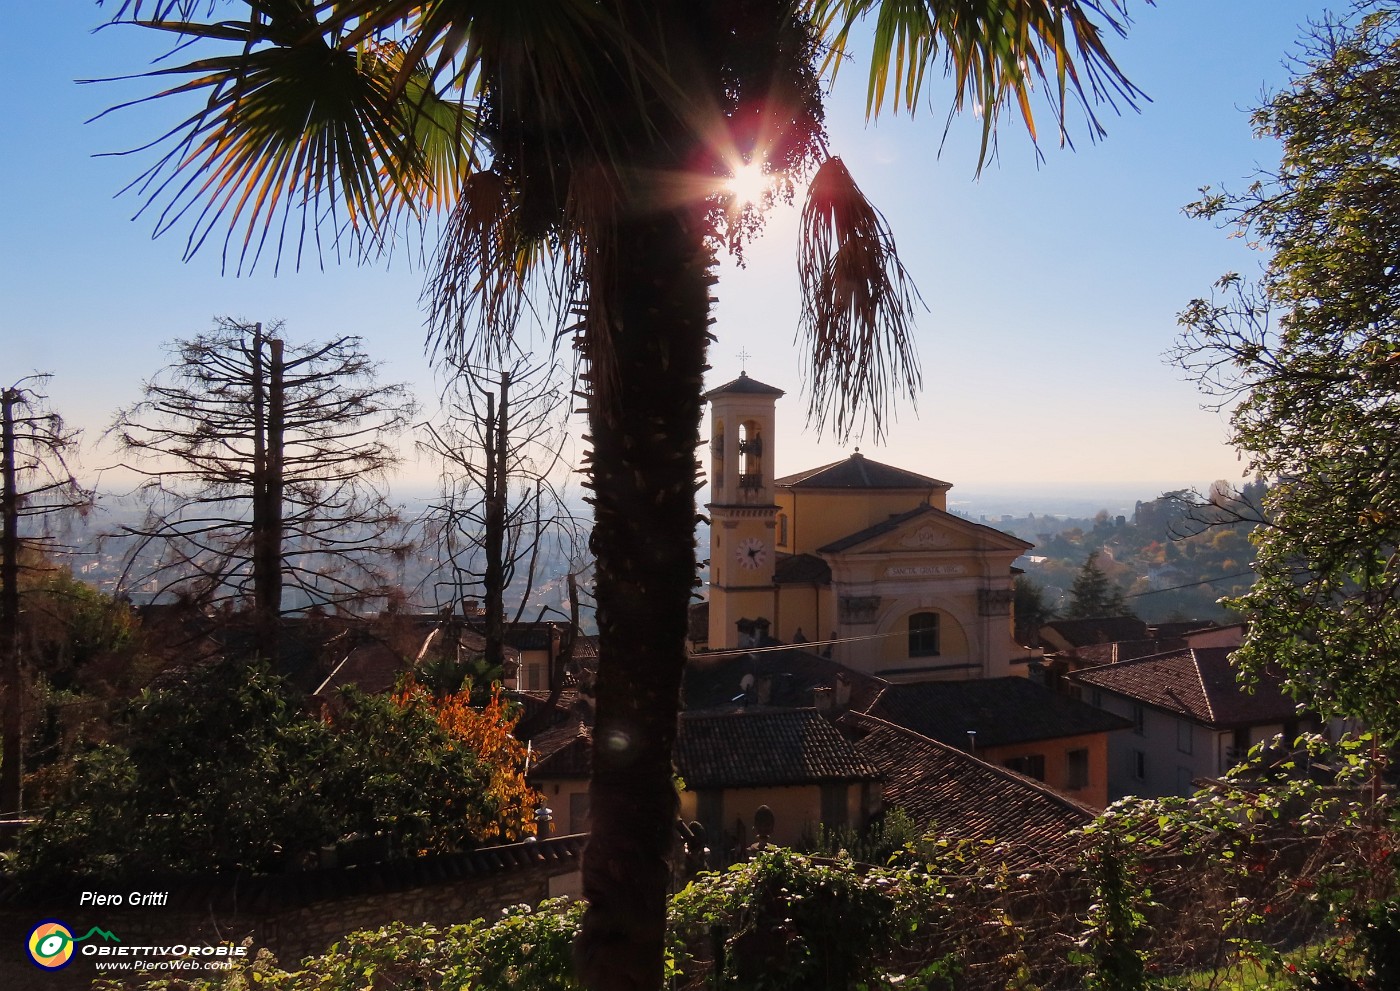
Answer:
980;484;1264;625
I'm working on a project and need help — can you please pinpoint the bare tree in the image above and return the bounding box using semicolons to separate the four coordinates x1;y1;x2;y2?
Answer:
2;377;94;815
109;319;417;664
418;355;586;676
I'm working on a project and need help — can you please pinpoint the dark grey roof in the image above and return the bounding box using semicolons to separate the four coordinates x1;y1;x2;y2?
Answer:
773;552;832;584
775;452;950;491
1041;617;1150;648
675;709;883;788
703;372;786;399
864;677;1131;748
683;642;886;712
1070;647;1300;728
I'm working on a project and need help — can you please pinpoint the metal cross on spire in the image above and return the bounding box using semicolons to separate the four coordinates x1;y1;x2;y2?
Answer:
737;347;751;373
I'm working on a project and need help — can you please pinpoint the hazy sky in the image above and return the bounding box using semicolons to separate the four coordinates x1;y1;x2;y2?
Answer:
4;2;1328;503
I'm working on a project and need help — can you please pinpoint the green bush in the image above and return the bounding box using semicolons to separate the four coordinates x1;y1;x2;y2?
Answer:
669;847;955;991
15;660;496;882
1361;893;1400;991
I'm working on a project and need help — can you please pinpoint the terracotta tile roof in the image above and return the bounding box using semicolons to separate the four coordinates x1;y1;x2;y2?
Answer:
526;720;592;779
688;600;710;642
839;712;1091;868
1070;647;1299;728
505;689;585;732
675;709;884;789
1071;643;1117;667
684;644;886;712
1151;621;1221;639
775;452;950;491
863;677;1131;748
1041;616;1149;648
704;372;786;398
525;706;886;790
1058;638;1187;669
773;552;832;585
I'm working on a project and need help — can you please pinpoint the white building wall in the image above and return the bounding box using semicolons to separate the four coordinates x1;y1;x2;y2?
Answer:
1089;689;1218;802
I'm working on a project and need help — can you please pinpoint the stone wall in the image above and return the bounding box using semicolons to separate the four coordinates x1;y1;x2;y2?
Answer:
0;835;584;990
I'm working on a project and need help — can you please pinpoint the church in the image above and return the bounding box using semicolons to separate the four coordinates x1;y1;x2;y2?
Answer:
701;372;1032;680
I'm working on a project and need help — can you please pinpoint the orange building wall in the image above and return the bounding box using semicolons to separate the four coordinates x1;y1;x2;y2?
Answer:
982;731;1110;810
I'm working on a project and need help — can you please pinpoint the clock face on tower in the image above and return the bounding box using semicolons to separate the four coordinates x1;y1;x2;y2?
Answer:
736;536;768;571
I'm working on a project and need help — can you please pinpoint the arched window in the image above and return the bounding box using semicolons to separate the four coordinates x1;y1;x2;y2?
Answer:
738;420;762;488
908;612;940;657
711;422;725;488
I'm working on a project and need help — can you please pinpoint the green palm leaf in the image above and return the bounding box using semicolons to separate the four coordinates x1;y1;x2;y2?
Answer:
94;0;477;273
808;0;1147;168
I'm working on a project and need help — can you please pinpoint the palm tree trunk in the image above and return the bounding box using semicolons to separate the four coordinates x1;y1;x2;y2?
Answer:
576;197;714;990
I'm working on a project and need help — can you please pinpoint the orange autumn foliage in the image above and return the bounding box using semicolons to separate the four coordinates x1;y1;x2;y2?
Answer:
393;678;541;841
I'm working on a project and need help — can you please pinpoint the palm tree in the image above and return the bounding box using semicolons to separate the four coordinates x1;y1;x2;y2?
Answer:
96;2;1142;987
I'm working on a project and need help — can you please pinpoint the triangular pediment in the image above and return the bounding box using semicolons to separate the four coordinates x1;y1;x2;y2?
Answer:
817;504;1031;558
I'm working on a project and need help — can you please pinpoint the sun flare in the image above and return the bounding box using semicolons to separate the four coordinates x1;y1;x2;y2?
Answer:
725;161;768;206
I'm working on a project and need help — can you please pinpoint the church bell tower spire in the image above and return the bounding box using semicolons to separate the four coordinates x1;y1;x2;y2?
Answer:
704;372;784;649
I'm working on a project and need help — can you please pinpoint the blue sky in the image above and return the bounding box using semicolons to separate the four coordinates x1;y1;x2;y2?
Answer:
3;2;1328;504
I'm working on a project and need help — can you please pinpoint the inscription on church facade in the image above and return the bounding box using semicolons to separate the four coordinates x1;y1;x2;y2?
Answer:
884;565;966;578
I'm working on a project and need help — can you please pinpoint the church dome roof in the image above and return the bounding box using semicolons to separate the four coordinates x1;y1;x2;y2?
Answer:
703;371;786;399
775;451;951;491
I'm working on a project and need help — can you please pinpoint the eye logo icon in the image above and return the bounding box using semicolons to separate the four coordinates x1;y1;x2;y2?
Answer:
26;920;119;970
28;920;75;969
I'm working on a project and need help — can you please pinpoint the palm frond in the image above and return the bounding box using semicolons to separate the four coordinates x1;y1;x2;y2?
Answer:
423;169;578;366
797;156;923;442
808;0;1148;169
95;1;477;274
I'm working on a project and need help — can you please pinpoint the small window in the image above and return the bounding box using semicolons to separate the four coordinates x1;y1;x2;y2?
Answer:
820;783;849;827
1090;689;1103;709
1005;754;1046;781
777;513;789;547
568;792;591;834
1131;749;1147;781
908;612;940;658
1177;718;1194;754
1132;704;1145;736
526;662;543;691
1066;748;1090;790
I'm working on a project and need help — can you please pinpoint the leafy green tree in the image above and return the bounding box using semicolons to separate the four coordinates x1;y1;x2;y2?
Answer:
1066;551;1134;620
96;2;1142;984
1174;6;1400;740
14;660;503;882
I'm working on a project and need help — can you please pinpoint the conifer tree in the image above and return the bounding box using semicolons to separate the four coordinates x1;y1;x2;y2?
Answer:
1066;551;1133;620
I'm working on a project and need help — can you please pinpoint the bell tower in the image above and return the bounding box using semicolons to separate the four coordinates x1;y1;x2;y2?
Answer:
704;372;783;649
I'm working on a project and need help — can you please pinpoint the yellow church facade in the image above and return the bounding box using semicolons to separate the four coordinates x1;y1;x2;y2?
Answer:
704;373;1031;681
